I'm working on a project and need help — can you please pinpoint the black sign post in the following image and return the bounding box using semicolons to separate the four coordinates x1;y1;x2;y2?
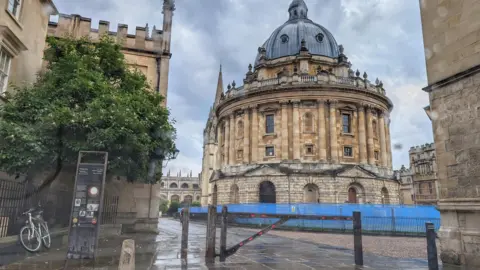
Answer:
66;151;108;260
425;222;439;270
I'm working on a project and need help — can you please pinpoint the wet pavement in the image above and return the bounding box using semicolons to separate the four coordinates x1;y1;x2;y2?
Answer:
153;218;452;270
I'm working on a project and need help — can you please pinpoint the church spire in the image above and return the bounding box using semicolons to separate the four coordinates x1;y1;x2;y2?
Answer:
288;0;308;20
214;64;224;106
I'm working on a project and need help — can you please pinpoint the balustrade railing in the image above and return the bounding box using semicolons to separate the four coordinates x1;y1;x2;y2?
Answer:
300;75;317;82
260;78;280;86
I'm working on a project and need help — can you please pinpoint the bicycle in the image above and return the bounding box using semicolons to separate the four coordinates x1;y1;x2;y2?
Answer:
18;207;51;252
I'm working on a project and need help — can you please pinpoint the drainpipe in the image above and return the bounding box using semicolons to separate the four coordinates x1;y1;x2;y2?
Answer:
155;56;161;93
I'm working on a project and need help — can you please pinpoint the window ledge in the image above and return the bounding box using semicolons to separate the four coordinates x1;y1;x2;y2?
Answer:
303;131;316;134
5;9;23;30
263;133;277;137
342;132;355;137
343;156;354;159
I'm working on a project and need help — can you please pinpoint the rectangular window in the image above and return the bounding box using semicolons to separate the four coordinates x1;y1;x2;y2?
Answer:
342;114;351;133
0;48;12;94
428;182;433;194
265;146;275;157
265;114;275;134
7;0;21;18
343;146;353;157
305;145;314;155
237;150;243;159
374;151;379;160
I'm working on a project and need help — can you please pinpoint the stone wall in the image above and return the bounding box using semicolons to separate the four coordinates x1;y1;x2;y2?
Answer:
420;0;480;85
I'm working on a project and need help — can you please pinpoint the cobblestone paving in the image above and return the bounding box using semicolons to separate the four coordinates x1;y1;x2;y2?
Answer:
153;219;454;270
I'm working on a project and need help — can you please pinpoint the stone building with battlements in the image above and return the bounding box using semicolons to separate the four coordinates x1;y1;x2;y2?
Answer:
200;0;400;206
420;0;480;267
46;0;175;104
159;171;201;204
394;165;414;205
409;143;438;205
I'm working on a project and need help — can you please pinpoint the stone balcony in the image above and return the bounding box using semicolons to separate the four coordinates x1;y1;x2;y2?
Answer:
221;72;386;102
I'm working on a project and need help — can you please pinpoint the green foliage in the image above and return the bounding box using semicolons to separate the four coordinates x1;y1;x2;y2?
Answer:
159;200;169;213
167;201;180;215
191;201;201;207
0;35;176;183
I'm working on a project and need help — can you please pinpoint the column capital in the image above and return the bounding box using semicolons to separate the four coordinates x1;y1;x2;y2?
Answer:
329;99;338;107
292;99;301;107
229;113;235;119
279;100;289;106
240;106;250;112
317;99;327;105
248;104;259;110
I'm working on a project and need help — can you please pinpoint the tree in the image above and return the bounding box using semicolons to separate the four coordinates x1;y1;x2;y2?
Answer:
167;201;180;215
159;200;169;214
191;201;201;207
0;35;177;193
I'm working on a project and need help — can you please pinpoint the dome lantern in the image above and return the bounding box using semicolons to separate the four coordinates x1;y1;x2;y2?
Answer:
288;0;308;20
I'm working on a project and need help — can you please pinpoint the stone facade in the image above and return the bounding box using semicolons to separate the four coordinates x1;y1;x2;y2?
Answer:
409;143;438;205
200;0;399;206
420;0;480;267
160;171;202;204
394;165;414;205
0;0;58;100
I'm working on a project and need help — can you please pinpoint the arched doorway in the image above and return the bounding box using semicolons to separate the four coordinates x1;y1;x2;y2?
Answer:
381;187;390;204
183;195;193;204
212;185;218;206
303;184;319;203
259;181;276;203
348;188;357;203
171;195;180;203
230;184;240;204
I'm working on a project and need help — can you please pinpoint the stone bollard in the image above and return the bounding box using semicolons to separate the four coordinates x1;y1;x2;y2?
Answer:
118;239;135;270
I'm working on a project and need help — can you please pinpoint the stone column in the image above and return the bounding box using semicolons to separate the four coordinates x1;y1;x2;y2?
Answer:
317;99;327;161
280;100;289;160
292;100;301;160
329;100;338;163
366;106;375;165
224;118;230;166
357;104;367;164
379;112;388;167
243;108;250;163
229;114;235;165
216;123;222;168
386;117;392;168
251;105;259;162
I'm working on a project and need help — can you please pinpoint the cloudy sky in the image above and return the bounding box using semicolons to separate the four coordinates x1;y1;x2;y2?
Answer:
53;0;433;176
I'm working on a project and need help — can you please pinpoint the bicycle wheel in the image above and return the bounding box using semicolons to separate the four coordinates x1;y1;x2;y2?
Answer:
19;226;41;252
40;223;51;249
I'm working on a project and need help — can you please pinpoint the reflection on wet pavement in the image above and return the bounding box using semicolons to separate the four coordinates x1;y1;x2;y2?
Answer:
152;219;447;270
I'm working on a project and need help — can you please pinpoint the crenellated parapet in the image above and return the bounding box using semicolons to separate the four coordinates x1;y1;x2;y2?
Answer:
48;14;165;53
409;143;436;153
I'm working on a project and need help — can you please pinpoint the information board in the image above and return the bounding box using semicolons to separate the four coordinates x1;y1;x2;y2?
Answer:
66;152;108;260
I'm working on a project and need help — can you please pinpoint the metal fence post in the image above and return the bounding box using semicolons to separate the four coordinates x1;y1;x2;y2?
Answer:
391;208;396;233
353;211;363;266
181;207;190;260
205;205;216;263
425;222;439;270
220;205;228;262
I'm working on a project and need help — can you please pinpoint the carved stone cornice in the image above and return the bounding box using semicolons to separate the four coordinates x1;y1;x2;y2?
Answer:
279;100;289;106
291;99;301;108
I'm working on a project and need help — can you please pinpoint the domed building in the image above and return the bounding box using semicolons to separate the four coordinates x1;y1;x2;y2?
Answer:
200;0;399;206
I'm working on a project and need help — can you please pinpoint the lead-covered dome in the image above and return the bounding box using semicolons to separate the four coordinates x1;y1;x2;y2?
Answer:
255;0;340;66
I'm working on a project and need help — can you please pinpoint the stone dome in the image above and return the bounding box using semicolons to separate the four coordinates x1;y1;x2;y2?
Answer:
255;0;340;66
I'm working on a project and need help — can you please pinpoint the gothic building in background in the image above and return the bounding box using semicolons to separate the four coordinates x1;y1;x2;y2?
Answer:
160;171;201;204
200;0;400;206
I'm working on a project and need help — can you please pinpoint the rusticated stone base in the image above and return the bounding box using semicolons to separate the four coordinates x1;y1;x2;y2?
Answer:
437;200;480;268
209;162;399;205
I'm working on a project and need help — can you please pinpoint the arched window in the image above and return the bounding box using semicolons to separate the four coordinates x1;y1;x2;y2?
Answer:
181;183;189;189
237;120;244;138
169;183;178;188
171;195;180;202
303;112;313;133
259;181;276;203
193;184;199;189
372;120;378;138
303;184;319;203
230;184;240;204
183;195;193;204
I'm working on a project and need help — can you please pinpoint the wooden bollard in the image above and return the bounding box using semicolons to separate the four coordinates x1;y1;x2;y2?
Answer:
205;205;216;263
353;211;363;266
219;206;228;262
118;239;135;270
181;207;190;260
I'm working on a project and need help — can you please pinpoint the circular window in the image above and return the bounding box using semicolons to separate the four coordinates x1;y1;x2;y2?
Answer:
280;34;289;44
316;33;324;43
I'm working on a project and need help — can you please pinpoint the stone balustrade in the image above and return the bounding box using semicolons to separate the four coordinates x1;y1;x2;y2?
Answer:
222;73;386;102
